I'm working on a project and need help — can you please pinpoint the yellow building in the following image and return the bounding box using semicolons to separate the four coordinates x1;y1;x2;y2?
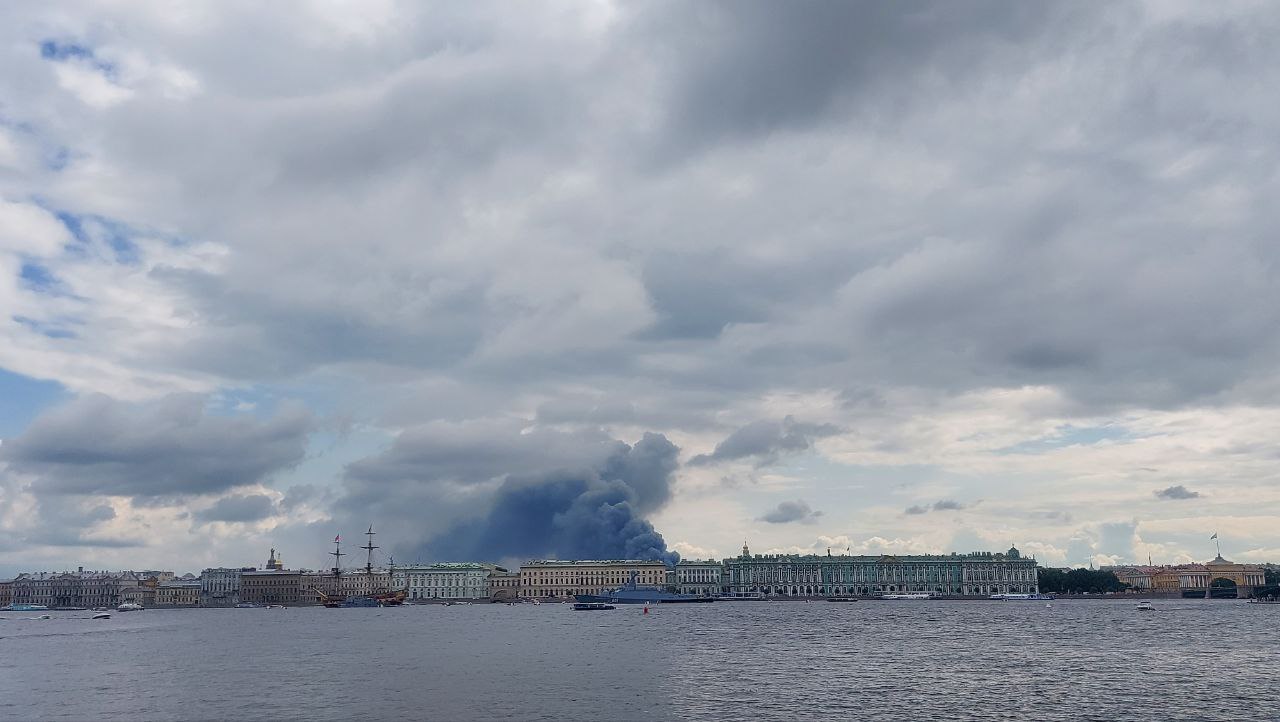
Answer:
155;581;201;607
520;560;667;599
1113;556;1265;598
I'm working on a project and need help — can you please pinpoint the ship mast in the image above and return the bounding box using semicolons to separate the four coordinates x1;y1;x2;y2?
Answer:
362;524;379;577
330;535;345;579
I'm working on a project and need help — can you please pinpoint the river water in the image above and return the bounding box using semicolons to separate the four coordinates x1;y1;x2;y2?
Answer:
0;599;1273;721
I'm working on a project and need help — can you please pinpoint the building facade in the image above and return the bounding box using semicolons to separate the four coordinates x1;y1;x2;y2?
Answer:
519;560;668;599
395;563;496;601
723;545;1038;597
240;570;303;605
0;579;12;607
11;570;144;608
156;581;202;607
200;568;249;607
488;569;520;601
1109;556;1266;598
675;560;723;597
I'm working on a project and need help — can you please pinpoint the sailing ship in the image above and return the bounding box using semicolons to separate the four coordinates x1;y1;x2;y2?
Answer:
315;526;406;608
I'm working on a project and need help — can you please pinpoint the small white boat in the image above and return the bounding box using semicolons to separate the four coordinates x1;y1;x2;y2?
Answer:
117;602;144;612
1136;601;1155;611
92;612;111;620
881;593;932;600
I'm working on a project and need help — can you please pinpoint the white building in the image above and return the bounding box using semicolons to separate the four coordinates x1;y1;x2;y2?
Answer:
396;563;496;601
675;560;723;597
200;567;248;607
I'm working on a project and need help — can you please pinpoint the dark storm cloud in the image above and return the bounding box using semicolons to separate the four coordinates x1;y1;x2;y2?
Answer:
758;499;823;524
344;422;627;487
1154;485;1200;500
690;416;840;466
418;432;682;564
196;494;276;523
0;394;312;499
640;0;1089;154
337;424;681;564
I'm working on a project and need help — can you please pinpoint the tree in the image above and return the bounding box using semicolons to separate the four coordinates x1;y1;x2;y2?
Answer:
1038;567;1128;594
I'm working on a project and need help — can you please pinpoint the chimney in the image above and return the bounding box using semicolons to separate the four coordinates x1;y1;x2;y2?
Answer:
78;566;84;573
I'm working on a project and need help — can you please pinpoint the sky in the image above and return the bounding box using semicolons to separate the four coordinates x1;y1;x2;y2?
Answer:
2;1;1279;577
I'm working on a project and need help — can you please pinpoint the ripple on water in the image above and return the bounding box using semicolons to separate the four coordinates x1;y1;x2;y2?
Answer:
0;602;1274;721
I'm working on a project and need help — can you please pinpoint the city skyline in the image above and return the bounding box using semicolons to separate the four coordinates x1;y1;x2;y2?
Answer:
4;3;1280;577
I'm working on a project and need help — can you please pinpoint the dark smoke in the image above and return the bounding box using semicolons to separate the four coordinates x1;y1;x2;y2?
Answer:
426;433;681;566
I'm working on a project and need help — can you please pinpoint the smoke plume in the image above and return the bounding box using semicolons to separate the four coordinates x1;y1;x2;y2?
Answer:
425;432;682;566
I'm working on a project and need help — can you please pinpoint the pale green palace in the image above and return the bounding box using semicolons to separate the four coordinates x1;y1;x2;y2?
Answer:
723;544;1039;597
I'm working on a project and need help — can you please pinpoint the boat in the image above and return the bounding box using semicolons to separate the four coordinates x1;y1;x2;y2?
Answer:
881;593;933;600
990;593;1056;601
1136;601;1155;611
572;602;616;611
1247;599;1279;604
91;612;111;620
716;592;766;601
826;597;860;602
234;602;262;609
320;527;408;608
117;602;144;612
575;571;716;605
1;604;50;612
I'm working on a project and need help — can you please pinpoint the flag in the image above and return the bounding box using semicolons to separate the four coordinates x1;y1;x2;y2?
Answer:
335;535;341;542
1210;533;1217;540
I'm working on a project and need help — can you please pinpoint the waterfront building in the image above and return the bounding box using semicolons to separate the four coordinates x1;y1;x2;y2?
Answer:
156;580;202;607
1109;557;1266;598
200;567;250;607
120;584;156;607
340;570;391;597
723;544;1039;597
519;560;668;599
488;569;520;601
11;570;144;608
240;569;303;605
0;578;11;607
675;560;723;597
396;563;497;601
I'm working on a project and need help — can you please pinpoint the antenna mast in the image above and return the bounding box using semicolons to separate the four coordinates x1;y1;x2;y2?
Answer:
362;524;379;576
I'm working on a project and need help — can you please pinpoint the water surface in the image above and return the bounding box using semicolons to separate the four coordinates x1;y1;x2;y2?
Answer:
1;600;1272;721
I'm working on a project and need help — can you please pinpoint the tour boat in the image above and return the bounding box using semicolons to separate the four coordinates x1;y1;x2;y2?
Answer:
117;602;144;612
572;602;616;611
1136;601;1155;611
825;597;860;602
716;592;767;601
575;571;715;605
990;593;1056;601
881;593;932;600
1;604;49;612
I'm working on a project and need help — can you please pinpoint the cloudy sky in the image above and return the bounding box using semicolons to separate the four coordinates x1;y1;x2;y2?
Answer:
2;1;1278;576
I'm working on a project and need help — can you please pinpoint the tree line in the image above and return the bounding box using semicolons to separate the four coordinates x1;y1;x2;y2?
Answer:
1037;567;1128;594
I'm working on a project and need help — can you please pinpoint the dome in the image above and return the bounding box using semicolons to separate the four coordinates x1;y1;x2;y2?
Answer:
1007;545;1021;559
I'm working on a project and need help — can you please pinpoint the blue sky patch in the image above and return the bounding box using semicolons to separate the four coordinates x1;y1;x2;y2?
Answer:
19;261;57;289
12;315;78;340
38;39;115;77
0;368;66;438
56;211;142;265
994;424;1131;455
